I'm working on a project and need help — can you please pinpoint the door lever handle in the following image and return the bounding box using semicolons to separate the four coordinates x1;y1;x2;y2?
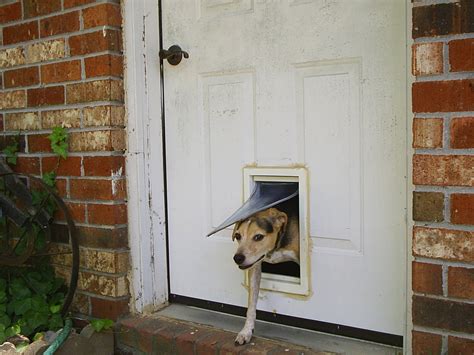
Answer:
159;45;189;66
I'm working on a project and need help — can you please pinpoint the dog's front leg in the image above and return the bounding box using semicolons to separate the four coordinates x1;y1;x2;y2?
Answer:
235;262;262;345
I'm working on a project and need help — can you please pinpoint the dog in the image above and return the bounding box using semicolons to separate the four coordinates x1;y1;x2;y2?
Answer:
232;206;299;345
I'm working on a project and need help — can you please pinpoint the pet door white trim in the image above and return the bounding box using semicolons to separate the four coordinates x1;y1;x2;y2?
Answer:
243;167;310;296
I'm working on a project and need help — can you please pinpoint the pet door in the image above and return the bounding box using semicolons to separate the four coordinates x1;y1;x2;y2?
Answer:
243;167;309;296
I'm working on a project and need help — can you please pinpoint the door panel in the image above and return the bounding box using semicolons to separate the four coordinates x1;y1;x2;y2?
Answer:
163;0;406;335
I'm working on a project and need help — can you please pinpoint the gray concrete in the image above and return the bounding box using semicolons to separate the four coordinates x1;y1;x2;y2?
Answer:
157;304;403;355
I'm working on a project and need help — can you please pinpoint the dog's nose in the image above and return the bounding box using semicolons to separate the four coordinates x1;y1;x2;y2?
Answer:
233;253;245;265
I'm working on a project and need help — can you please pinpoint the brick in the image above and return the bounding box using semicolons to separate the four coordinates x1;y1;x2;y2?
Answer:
5;112;40;130
448;267;474;300
451;194;474;225
0;47;26;69
83;3;122;29
23;0;61;18
85;54;123;78
88;203;127;225
78;271;128;297
83;105;125;127
69;130;114;152
111;130;125;151
12;157;40;175
54;201;86;223
117;317;142;349
4;67;39;88
70;178;126;200
41;156;81;176
26;39;65;63
28;133;51;152
413;155;474;187
71;292;89;315
0;114;3;131
0;90;26;109
412;1;474;38
83;156;125;176
0;135;25;153
80;248;128;273
135;319;167;354
3;21;39;45
153;322;194;355
413;295;474;333
412;261;442;295
195;329;236;354
40;11;80;37
64;0;95;8
28;86;64;106
69;30;121;56
412;331;441;355
450;117;474;149
413;80;474;113
449;336;474;354
413;118;443;149
412;42;443;76
66;79;123;104
0;2;21;24
41;108;81;129
176;328;213;355
449;38;474;72
413;191;444;222
41;60;81;84
413;227;474;262
90;297;129;320
76;226;128;249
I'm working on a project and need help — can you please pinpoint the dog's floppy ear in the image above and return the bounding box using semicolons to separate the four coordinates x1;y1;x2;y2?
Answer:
274;211;288;234
232;221;242;241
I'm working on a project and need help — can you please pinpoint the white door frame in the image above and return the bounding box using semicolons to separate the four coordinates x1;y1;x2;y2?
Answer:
123;0;168;313
123;0;413;350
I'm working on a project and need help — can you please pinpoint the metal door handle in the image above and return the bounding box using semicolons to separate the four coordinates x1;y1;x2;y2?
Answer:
159;45;189;66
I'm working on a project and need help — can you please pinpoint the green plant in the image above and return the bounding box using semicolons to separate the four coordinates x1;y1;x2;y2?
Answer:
90;319;114;333
0;264;66;344
2;137;19;165
0;126;70;345
48;127;68;160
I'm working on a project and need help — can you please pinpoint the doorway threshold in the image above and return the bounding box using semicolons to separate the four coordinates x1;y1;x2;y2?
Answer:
157;304;403;355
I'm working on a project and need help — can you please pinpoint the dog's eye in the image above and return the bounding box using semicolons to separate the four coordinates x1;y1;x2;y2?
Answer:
253;234;264;241
234;234;241;241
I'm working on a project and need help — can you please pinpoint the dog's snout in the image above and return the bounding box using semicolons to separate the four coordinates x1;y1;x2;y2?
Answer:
233;253;245;265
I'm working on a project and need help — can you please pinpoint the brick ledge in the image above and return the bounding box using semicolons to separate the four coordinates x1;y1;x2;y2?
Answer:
116;315;336;354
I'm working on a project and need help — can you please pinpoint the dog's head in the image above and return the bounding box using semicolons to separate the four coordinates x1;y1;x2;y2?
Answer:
232;208;287;270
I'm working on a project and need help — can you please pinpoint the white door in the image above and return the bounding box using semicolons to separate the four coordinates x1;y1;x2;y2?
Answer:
163;0;406;336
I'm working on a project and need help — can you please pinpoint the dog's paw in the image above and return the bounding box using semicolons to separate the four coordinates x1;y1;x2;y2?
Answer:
234;328;253;346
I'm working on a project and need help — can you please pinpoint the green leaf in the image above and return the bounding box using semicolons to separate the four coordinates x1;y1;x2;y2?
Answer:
2;139;19;166
48;314;63;330
31;295;49;314
5;324;20;338
42;172;56;187
25;309;48;331
0;313;10;328
13;297;32;315
0;290;6;303
33;332;44;341
9;278;31;299
90;318;114;332
48;127;68;159
15;341;29;352
49;304;61;314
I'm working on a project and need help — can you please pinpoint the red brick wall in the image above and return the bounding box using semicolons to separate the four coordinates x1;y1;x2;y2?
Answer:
412;0;474;353
0;0;129;320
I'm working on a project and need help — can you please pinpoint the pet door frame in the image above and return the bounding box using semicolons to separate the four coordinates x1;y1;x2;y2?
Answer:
243;167;310;296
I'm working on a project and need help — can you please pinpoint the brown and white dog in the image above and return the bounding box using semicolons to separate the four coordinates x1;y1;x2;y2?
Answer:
232;207;299;345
